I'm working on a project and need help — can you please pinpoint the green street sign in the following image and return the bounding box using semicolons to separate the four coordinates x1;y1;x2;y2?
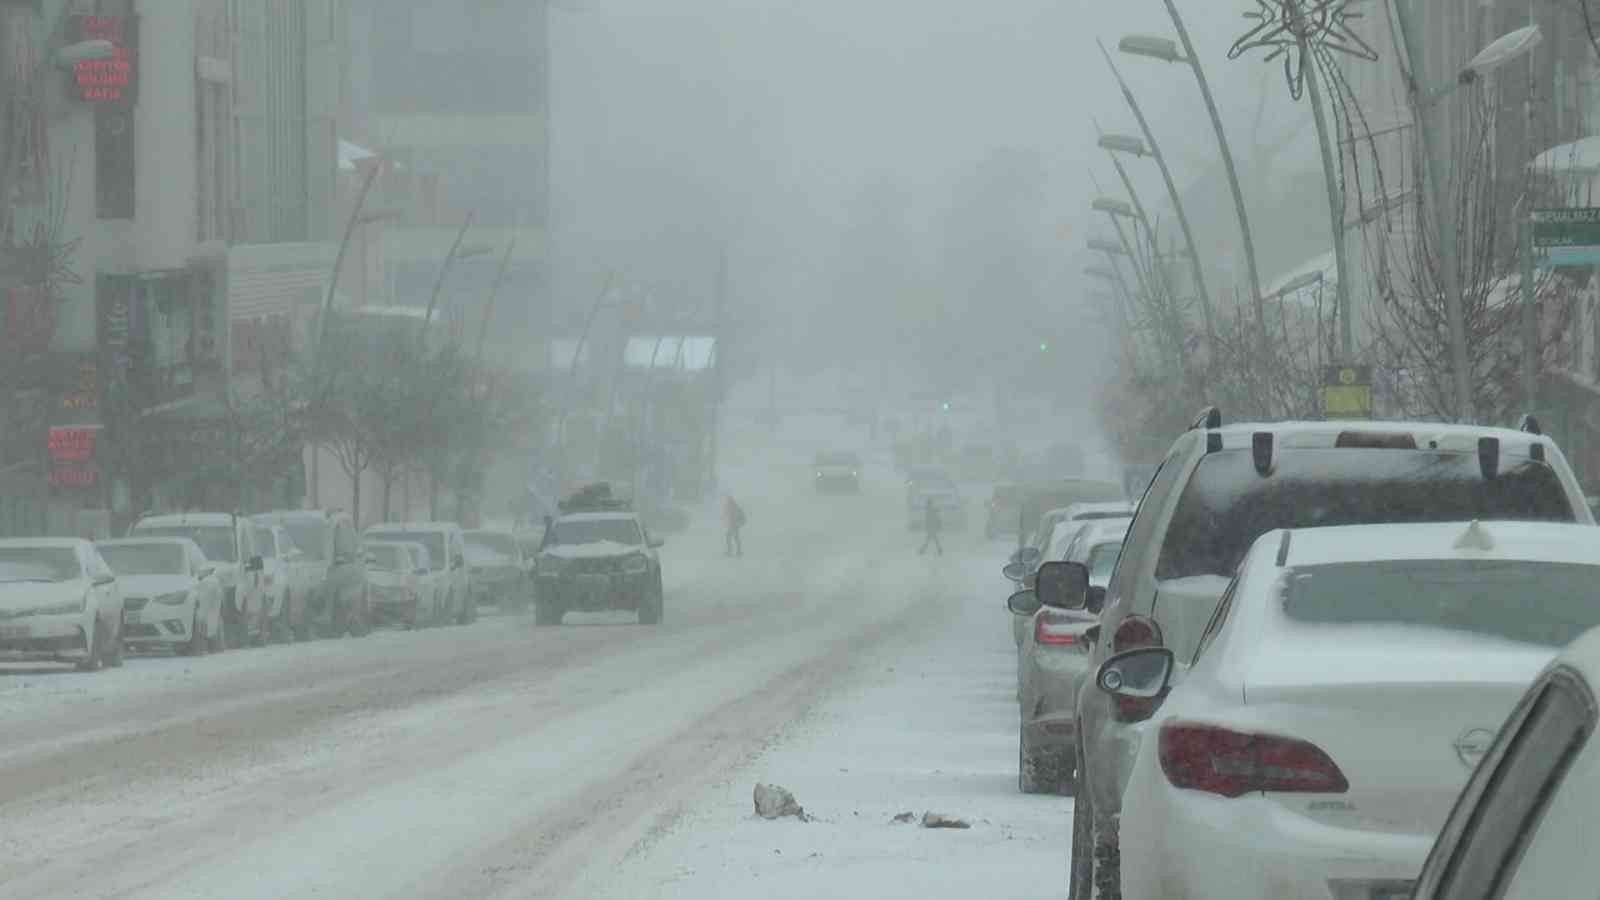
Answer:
1533;208;1600;267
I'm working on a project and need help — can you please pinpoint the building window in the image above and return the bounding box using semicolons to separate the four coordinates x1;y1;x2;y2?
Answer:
95;106;135;219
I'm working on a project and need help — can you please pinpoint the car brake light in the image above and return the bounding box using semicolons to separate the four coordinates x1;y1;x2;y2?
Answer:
1158;721;1349;798
1034;612;1080;646
1334;431;1417;450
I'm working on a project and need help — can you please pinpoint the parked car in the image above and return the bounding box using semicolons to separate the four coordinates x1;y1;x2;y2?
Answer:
1092;520;1600;900
985;483;1026;539
1014;479;1125;546
1411;625;1600;900
248;522;298;642
534;505;664;626
1008;518;1128;794
97;537;223;656
463;529;529;613
1065;410;1594;900
906;465;962;530
364;522;473;625
1005;502;1133;650
363;541;430;628
0;538;124;671
129;512;268;647
253;509;370;639
814;451;863;494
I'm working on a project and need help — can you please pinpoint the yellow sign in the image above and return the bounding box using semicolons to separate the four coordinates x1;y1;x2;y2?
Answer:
1321;365;1373;419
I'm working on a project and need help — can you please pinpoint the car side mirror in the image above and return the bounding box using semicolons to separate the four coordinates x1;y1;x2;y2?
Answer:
1006;589;1042;617
1086;585;1106;615
1001;561;1028;582
198;566;215;580
1095;647;1175;700
648;537;665;549
93;574;116;587
1017;547;1042;567
247;555;265;572
1036;560;1089;610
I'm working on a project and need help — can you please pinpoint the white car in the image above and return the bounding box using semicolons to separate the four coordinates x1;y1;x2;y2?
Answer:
129;512;269;647
1100;520;1600;900
97;537;224;656
1411;626;1600;900
364;523;473;625
250;522;317;642
0;538;125;671
364;541;432;628
1007;502;1133;650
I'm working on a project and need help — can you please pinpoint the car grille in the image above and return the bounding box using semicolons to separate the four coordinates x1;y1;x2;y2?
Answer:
124;597;149;612
569;557;621;575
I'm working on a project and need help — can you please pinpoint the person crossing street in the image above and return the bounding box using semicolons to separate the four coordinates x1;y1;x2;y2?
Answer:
723;495;746;557
919;497;943;556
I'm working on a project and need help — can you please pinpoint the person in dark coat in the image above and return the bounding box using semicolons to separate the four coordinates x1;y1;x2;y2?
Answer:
723;495;746;557
919;497;943;556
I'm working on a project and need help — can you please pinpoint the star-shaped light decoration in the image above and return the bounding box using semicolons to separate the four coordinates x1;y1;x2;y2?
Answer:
1227;0;1379;100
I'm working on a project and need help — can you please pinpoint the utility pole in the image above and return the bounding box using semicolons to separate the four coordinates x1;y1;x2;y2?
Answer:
708;248;727;492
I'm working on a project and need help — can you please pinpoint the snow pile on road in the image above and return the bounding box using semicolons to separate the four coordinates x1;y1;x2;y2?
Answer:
753;783;807;821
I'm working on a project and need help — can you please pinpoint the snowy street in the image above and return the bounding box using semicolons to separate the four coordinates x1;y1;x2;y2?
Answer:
0;438;1069;899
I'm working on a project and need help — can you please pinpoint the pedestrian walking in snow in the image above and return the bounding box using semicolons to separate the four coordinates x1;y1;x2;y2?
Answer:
724;496;746;557
919;497;944;556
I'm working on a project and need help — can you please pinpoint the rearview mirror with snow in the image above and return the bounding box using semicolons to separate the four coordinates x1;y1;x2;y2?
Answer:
1001;561;1028;582
1096;647;1174;700
1035;560;1089;610
1006;589;1041;617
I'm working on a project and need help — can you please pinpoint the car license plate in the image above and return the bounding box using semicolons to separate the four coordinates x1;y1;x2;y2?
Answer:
0;624;27;639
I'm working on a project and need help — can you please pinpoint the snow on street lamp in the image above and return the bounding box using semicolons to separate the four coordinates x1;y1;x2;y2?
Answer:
1092;197;1137;219
1087;237;1127;256
1084;266;1118;282
1097;134;1149;157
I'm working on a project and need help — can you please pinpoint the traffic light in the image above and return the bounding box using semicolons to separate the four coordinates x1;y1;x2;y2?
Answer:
1039;341;1050;352
941;401;951;413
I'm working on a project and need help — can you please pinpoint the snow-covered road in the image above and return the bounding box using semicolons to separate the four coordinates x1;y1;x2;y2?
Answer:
0;428;1071;899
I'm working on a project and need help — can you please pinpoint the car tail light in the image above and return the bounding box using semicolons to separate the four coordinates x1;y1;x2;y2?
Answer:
1158;721;1349;798
1034;612;1081;647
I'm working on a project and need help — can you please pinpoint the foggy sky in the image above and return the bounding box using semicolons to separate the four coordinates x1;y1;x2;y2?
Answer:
547;1;1314;377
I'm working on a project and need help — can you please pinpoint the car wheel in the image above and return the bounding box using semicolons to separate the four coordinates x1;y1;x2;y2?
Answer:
76;618;106;672
1068;735;1094;900
450;591;467;626
1018;728;1066;794
105;618;125;668
294;593;314;642
251;600;269;647
271;592;293;643
638;588;663;625
208;609;227;653
1092;802;1122;900
182;609;208;656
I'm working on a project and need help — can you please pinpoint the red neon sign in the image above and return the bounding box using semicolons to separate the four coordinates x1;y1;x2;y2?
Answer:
70;15;139;105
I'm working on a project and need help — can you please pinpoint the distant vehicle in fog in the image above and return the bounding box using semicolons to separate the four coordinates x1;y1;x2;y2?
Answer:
364;522;474;626
906;465;962;531
129;513;270;647
254;510;370;639
0;538;125;671
363;541;431;628
814;451;862;494
534;509;665;626
463;529;530;613
98;537;223;656
1108;520;1600;900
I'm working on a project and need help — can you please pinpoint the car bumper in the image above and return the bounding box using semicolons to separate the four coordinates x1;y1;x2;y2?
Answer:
815;475;859;492
0;612;92;660
122;601;198;646
1124;779;1427;900
1020;653;1089;745
537;571;651;611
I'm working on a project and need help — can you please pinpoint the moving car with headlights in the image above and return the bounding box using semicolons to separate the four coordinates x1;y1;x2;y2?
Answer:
363;541;430;628
97;537;223;656
1066;410;1594;900
254;509;369;639
463;529;529;612
1008;518;1127;794
813;451;863;494
364;522;473;625
129;512;268;647
535;507;664;626
1102;520;1600;900
1411;624;1600;900
0;538;124;671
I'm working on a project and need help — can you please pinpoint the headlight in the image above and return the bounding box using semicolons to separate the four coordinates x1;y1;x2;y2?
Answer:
154;591;189;606
622;555;649;575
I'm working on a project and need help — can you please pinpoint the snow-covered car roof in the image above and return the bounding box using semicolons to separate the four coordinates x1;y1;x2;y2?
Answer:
555;512;638;524
0;537;90;550
134;513;235;527
97;536;201;550
1209;420;1554;458
1272;521;1600;569
365;522;460;532
1073;518;1131;547
1048;500;1135;521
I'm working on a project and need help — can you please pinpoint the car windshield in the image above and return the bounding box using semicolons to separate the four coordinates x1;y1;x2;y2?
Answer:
1086;542;1122;583
1156;450;1574;580
267;518;328;561
549;518;642;546
98;543;186;576
817;453;859;467
371;532;447;568
0;548;81;583
464;533;518;564
134;526;237;563
1284;560;1600;649
364;544;407;571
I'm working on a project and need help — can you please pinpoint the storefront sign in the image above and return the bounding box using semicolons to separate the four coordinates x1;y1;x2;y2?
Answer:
1533;208;1600;268
47;426;101;490
69;15;139;105
1320;365;1374;419
61;358;98;411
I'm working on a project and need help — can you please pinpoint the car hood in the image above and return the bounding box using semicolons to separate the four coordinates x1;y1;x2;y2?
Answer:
544;542;641;560
117;574;194;597
0;580;88;615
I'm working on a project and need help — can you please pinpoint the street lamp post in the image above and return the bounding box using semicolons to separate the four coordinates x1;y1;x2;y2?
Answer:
1097;39;1217;347
1120;18;1267;356
1392;6;1543;421
1096;130;1180;317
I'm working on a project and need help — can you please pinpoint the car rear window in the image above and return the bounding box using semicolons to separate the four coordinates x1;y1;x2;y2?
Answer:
1284;560;1600;648
1156;449;1574;581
